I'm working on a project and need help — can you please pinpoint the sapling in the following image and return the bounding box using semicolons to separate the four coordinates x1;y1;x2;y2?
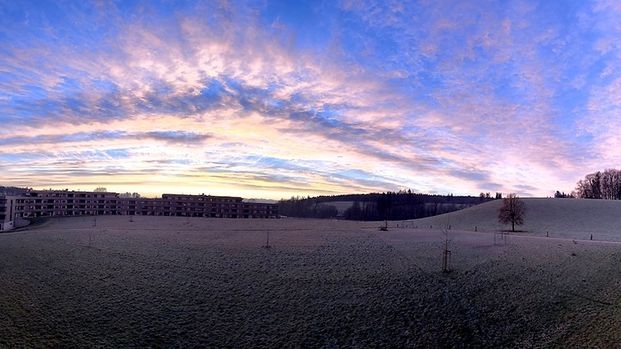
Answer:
442;228;451;273
263;230;271;249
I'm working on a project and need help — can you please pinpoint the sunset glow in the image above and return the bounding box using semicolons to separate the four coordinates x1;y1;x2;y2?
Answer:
2;1;620;198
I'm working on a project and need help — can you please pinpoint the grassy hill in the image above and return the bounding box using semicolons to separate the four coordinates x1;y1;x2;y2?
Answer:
409;198;621;241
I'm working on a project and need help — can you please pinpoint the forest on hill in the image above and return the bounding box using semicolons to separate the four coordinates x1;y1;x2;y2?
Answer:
278;190;498;221
0;186;30;196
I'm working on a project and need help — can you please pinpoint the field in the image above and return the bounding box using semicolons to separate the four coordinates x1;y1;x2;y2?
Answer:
412;198;621;240
2;211;621;347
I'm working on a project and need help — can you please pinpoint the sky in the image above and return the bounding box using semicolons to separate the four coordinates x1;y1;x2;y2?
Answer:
1;0;621;199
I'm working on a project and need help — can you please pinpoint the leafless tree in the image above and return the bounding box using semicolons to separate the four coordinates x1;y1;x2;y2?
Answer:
498;194;525;232
575;169;621;200
441;224;452;273
263;230;271;248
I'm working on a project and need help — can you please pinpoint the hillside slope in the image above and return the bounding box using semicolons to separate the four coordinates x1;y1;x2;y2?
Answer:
409;198;621;241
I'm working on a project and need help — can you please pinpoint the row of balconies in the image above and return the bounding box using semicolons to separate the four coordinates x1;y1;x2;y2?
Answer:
162;196;242;203
15;205;276;212
16;207;275;213
15;199;259;208
8;196;277;217
15;205;273;212
34;193;115;198
18;210;278;218
18;199;117;204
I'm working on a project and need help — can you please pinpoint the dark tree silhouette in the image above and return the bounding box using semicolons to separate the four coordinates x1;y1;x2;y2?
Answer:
575;169;621;200
554;191;573;198
279;190;493;221
498;194;525;232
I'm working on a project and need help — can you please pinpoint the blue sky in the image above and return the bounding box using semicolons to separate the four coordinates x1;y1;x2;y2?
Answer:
1;0;620;198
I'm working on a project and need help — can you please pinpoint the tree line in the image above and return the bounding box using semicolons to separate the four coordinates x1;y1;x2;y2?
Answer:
278;190;496;221
0;186;30;196
574;169;621;200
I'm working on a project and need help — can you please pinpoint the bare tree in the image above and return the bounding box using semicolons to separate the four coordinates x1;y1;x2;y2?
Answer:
576;169;621;200
498;194;525;232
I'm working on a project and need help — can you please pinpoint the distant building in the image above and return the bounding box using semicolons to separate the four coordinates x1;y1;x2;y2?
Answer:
0;189;278;231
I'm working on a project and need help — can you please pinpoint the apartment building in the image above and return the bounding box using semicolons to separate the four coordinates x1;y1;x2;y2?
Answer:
118;194;275;218
13;190;121;218
0;189;278;231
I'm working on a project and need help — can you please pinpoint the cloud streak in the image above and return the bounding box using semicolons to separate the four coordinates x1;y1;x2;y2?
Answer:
1;0;619;198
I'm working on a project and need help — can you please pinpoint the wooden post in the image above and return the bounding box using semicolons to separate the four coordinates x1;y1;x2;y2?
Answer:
442;238;451;273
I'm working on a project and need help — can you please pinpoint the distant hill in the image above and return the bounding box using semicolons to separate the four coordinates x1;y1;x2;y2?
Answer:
0;186;30;196
278;192;494;220
244;198;278;204
409;198;621;241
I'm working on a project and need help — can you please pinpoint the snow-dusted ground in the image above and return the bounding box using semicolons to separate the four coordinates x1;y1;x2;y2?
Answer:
2;215;621;347
410;198;621;241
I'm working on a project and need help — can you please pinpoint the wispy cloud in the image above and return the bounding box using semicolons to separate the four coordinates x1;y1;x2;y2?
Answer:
1;0;619;198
